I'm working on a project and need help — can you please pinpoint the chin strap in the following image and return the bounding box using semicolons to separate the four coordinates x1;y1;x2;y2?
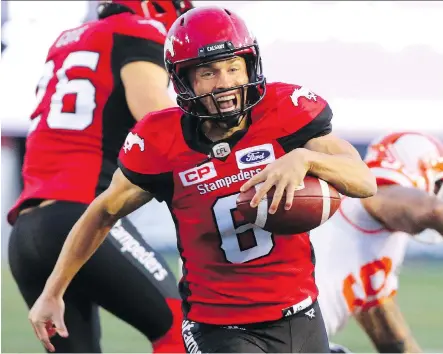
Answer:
213;113;247;130
197;113;249;149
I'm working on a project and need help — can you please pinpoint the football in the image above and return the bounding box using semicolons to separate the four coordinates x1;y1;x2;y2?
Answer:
236;176;341;234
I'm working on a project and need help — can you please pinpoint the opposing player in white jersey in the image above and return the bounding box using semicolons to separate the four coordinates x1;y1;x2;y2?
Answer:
310;131;443;353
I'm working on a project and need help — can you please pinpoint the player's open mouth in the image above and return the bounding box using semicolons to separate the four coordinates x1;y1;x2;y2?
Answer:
216;94;238;113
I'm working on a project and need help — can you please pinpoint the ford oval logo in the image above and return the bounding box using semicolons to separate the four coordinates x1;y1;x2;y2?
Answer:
239;150;271;164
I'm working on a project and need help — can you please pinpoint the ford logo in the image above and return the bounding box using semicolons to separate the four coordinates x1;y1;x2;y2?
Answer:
239;150;271;164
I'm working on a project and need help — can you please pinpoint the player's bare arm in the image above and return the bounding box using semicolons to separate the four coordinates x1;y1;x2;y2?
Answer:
43;169;153;296
241;133;377;214
302;133;377;198
361;185;443;235
28;169;152;352
355;297;422;353
121;61;175;120
38;169;152;297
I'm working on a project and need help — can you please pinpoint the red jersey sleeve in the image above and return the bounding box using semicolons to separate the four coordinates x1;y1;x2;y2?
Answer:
111;14;167;74
273;83;333;152
117;113;173;203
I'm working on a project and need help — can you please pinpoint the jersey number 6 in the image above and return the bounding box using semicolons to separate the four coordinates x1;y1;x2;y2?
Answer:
212;193;274;264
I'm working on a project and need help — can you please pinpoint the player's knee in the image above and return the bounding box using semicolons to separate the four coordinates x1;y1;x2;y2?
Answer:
151;298;185;352
151;303;175;339
149;297;184;340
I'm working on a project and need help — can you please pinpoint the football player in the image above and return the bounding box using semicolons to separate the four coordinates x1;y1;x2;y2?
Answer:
311;131;443;353
28;6;376;353
7;1;192;353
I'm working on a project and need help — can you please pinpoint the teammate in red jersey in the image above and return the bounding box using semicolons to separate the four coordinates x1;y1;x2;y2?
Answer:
8;1;192;353
28;6;376;353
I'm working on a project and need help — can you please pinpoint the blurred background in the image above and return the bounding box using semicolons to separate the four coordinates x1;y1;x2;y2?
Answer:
1;1;442;352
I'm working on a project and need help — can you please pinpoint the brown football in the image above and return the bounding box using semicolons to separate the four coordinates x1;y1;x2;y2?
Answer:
236;176;341;234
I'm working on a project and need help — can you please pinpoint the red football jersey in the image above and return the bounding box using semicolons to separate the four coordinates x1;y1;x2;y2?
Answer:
8;13;167;225
118;82;333;325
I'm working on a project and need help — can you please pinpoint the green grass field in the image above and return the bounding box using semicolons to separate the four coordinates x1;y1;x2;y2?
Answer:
2;257;442;353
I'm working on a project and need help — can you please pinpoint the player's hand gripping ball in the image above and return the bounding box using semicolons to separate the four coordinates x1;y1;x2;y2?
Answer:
237;176;341;234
